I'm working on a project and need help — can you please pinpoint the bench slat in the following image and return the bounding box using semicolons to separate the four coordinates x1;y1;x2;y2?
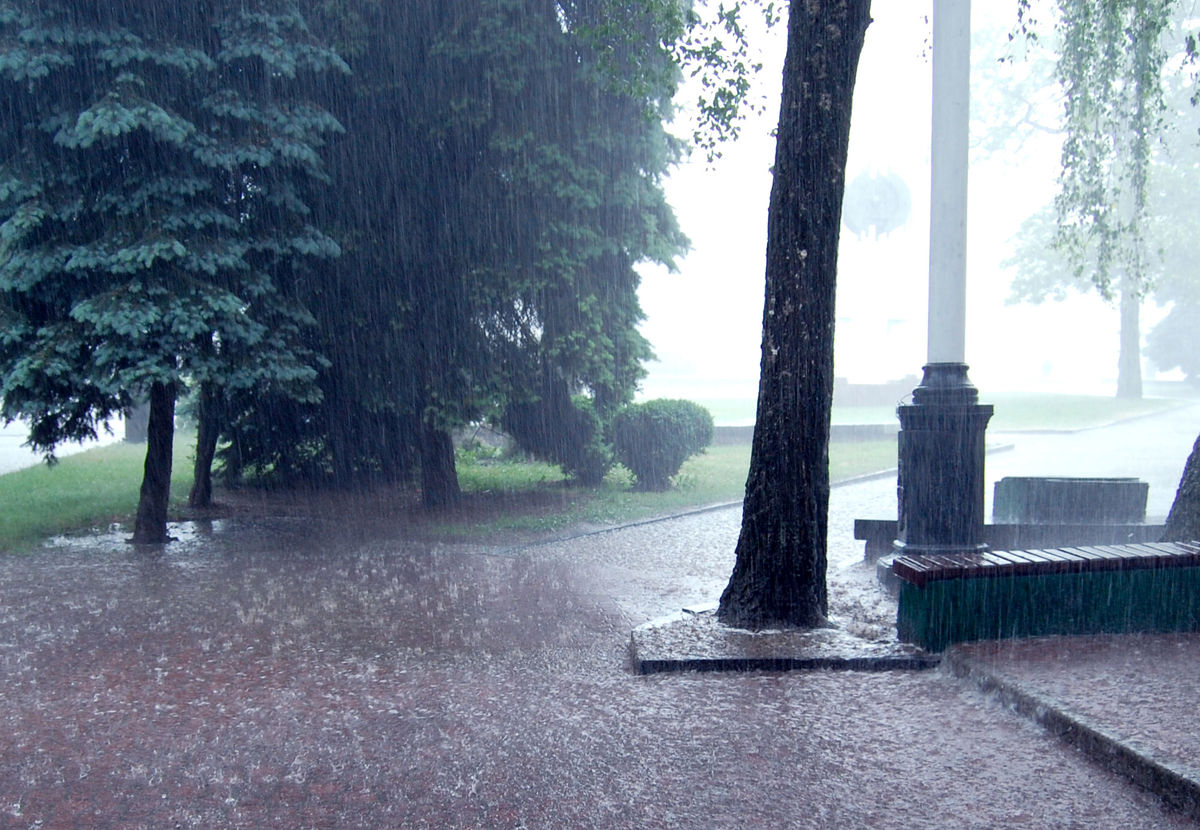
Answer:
892;540;1200;586
1060;545;1130;569
1127;541;1200;567
1122;542;1183;567
1043;547;1094;567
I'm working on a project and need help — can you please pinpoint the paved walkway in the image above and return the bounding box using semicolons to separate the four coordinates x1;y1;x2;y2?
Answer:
984;400;1200;521
3;405;1200;827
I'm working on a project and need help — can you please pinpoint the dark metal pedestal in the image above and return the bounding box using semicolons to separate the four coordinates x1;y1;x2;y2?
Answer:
894;363;993;556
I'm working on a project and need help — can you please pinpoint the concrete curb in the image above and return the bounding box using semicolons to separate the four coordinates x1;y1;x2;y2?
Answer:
505;466;908;555
943;647;1200;820
629;609;941;675
633;652;941;675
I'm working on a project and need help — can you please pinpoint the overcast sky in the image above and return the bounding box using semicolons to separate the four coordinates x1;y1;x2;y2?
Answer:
637;1;1141;408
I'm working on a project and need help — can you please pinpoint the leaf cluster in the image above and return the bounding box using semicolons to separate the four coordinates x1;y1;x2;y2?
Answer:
1052;0;1172;298
612;398;713;491
252;0;695;487
0;1;344;455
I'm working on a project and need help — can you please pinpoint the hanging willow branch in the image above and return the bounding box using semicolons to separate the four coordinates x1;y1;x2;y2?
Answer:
1052;0;1172;300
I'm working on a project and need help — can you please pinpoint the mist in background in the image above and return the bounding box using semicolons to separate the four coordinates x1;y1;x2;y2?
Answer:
636;2;1165;422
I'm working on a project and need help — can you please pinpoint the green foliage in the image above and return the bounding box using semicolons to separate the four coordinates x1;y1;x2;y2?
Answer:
249;0;698;492
1007;4;1200;392
612;399;714;491
502;383;613;485
1052;0;1172;298
18;0;774;496
0;437;194;553
672;0;781;159
1146;304;1200;383
0;1;344;457
569;0;779;160
1008;1;1200;397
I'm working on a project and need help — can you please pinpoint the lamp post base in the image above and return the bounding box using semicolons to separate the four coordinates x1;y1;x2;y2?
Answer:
894;363;993;556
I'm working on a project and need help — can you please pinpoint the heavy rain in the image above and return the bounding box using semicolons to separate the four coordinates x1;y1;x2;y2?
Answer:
2;0;1200;827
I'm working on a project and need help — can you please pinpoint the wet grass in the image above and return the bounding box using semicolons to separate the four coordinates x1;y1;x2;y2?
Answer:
698;392;1190;432
0;439;194;553
0;438;897;551
985;393;1183;431
444;440;897;537
1;385;1189;550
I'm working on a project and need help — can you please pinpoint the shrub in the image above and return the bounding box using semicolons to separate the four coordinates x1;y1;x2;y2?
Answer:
612;399;714;491
502;386;613;485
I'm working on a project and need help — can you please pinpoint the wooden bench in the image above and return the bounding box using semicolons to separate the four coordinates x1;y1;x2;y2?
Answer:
893;541;1200;651
854;518;1166;562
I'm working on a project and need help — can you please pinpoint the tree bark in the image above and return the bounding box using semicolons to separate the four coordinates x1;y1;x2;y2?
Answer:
188;383;220;508
124;399;149;443
1162;432;1200;541
419;420;460;508
717;0;871;630
131;381;176;544
1116;276;1142;399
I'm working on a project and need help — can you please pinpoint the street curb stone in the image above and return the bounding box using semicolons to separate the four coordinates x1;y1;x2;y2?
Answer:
943;647;1200;820
630;609;941;675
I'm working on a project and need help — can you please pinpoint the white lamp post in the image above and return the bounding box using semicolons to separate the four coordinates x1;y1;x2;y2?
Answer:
894;0;993;556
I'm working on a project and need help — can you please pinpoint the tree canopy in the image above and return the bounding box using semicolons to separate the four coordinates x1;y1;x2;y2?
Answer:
0;1;345;540
1;0;780;531
220;0;773;505
1006;1;1200;393
1009;0;1178;398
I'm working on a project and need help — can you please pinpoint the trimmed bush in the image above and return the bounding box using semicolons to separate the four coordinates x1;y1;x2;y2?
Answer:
612;399;714;491
503;385;613;485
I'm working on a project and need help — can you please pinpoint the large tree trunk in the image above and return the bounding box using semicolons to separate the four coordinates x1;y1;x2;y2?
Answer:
1116;276;1142;399
131;381;176;544
1162;432;1200;541
419;420;460;508
188;383;220;508
123;399;149;443
717;0;871;630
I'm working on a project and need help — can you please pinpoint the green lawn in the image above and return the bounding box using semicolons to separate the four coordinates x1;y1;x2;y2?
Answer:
984;392;1182;431
1;388;1189;552
439;439;896;537
697;391;1188;432
0;440;194;553
0;437;897;552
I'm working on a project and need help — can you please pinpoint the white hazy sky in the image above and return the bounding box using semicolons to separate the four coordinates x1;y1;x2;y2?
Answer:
637;1;1142;405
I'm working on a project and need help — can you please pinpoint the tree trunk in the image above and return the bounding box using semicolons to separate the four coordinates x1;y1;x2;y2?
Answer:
189;383;220;508
124;399;149;443
1162;432;1200;541
131;381;176;544
419;420;460;508
717;0;871;630
1116;276;1142;399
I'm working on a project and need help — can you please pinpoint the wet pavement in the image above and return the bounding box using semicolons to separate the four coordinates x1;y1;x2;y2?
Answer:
3;404;1200;827
984;400;1200;521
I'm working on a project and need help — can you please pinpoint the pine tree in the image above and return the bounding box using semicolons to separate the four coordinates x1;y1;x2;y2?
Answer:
247;0;691;503
0;1;345;541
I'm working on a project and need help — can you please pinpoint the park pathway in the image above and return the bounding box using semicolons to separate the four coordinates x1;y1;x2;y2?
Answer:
3;445;1198;826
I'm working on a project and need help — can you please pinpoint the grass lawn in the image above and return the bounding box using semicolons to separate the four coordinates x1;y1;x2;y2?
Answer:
984;393;1182;431
0;436;897;552
699;392;1189;432
0;440;194;553
432;439;896;538
1;387;1190;551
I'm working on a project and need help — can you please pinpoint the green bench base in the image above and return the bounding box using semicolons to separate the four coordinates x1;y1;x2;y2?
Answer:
894;543;1200;652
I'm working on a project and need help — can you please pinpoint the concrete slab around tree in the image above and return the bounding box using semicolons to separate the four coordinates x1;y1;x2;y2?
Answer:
630;607;939;674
